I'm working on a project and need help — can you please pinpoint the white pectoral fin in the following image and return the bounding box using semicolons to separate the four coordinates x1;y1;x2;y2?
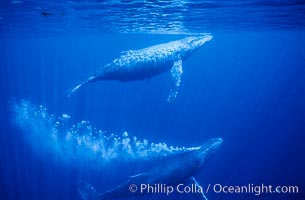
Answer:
191;177;208;200
167;59;183;102
78;182;99;200
129;173;143;179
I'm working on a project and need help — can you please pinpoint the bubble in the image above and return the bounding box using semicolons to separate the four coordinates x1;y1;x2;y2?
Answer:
12;100;191;165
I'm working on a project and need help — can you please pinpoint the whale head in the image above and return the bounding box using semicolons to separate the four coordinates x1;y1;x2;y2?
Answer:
191;138;223;169
178;34;213;59
182;34;213;49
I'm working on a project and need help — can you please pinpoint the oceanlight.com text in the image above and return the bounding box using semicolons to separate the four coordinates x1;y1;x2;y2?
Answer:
129;183;299;196
211;183;299;196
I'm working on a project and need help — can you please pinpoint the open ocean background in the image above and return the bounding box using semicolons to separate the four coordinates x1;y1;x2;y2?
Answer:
0;0;305;200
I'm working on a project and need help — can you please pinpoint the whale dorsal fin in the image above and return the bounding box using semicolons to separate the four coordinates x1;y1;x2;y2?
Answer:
167;59;183;102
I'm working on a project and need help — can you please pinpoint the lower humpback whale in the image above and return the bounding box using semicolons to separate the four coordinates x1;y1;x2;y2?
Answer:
79;138;223;200
69;35;213;102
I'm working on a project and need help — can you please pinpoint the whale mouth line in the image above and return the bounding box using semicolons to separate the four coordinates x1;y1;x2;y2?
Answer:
211;138;223;150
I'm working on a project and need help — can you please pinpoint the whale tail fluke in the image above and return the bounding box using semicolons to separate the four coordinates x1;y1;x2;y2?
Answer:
67;76;96;98
79;182;102;200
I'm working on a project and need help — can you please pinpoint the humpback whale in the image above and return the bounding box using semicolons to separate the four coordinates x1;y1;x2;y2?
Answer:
69;35;213;102
79;138;223;200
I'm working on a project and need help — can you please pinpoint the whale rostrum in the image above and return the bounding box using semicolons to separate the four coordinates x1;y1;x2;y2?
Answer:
79;138;223;200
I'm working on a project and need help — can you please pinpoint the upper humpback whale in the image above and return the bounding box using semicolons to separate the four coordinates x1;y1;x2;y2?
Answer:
79;138;223;200
69;35;213;102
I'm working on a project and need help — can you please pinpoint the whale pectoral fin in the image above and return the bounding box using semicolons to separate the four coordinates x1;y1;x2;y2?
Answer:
190;177;208;200
129;173;143;179
79;182;100;200
167;59;183;102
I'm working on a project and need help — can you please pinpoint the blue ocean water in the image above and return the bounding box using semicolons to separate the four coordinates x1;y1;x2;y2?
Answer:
0;1;305;200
